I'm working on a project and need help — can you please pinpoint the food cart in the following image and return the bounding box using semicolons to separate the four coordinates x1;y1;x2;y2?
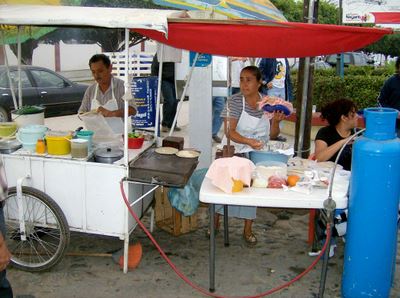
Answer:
0;4;391;275
0;4;186;274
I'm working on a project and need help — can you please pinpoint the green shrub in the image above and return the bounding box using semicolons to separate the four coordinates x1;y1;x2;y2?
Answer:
291;65;391;111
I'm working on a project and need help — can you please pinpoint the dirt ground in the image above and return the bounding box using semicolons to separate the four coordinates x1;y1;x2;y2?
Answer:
7;206;400;298
7;109;400;297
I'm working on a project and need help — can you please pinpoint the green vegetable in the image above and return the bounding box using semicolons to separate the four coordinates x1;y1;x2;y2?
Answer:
128;132;142;138
13;105;44;115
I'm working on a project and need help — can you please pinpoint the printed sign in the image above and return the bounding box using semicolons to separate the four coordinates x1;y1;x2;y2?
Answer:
131;76;158;128
189;52;212;67
343;0;400;24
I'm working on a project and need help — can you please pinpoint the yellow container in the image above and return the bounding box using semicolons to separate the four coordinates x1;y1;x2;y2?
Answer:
0;122;17;138
45;131;72;155
232;179;244;192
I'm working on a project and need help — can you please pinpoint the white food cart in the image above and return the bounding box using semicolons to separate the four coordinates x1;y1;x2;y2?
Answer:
0;5;183;274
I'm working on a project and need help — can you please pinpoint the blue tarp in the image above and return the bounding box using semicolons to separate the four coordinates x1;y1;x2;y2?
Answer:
168;168;208;216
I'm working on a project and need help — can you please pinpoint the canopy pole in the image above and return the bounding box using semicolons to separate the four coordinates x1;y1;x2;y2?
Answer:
123;28;130;169
155;44;164;145
169;52;199;137
0;31;18;111
296;0;315;158
17;26;22;109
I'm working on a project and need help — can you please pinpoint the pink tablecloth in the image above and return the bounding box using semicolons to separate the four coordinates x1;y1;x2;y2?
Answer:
205;156;255;194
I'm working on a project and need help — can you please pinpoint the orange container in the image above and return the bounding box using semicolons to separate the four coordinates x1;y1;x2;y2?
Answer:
128;137;144;149
118;242;142;269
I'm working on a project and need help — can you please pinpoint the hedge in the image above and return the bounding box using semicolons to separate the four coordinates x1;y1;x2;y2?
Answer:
291;65;393;111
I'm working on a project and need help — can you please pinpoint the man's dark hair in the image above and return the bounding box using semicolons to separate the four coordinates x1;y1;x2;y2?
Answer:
89;54;111;68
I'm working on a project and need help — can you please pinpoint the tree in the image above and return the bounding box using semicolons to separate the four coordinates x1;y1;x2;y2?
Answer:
362;33;400;58
272;0;338;24
8;0;164;64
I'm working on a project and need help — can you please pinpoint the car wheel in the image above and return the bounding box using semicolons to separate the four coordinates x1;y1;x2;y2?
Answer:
0;107;9;122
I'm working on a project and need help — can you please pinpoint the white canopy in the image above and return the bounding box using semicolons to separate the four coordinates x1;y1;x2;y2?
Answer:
0;5;181;33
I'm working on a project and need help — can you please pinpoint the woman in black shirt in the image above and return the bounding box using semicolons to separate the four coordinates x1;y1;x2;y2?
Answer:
314;98;359;170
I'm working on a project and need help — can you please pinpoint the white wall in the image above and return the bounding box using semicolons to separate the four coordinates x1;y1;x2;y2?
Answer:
32;43;55;69
60;42;100;71
2;40;157;71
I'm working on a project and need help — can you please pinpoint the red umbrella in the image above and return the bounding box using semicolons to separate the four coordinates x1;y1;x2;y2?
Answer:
134;19;392;58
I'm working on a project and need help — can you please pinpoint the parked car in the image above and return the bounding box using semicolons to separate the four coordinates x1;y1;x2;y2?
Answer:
325;52;374;67
291;60;332;71
0;65;88;122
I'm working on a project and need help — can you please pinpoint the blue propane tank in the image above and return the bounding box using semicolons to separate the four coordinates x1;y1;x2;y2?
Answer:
342;108;400;297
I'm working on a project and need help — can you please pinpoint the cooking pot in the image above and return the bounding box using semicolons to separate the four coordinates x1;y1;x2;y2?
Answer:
0;139;22;154
94;147;123;164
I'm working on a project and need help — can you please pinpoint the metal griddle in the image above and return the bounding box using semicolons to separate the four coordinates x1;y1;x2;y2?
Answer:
128;147;199;188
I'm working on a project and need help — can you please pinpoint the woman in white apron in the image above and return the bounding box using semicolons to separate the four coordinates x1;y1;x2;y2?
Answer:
216;66;285;245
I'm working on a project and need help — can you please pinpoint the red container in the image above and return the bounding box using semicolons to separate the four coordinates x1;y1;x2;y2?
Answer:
128;137;144;149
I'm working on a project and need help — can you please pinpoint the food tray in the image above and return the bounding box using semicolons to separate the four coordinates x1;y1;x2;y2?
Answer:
128;147;199;188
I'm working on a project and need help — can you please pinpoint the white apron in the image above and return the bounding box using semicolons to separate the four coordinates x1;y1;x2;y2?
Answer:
222;96;270;153
91;79;124;134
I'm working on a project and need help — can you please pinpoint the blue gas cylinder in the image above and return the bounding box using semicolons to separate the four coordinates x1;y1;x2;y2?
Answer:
342;108;400;297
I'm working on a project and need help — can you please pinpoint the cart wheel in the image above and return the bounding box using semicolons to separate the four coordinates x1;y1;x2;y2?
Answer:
4;186;70;272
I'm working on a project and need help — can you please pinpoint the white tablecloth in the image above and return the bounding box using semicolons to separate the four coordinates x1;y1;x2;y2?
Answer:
199;177;348;209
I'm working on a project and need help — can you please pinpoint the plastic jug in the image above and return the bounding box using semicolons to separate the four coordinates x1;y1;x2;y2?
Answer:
70;139;88;158
76;130;94;151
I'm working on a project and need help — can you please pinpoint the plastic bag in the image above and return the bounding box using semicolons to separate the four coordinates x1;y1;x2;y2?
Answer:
168;168;208;216
81;113;115;137
267;175;287;188
81;113;123;149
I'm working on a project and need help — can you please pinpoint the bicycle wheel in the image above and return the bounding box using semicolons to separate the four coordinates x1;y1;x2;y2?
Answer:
4;186;70;271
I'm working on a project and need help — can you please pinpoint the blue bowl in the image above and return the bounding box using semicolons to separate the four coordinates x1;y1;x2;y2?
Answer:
262;104;291;116
249;150;290;164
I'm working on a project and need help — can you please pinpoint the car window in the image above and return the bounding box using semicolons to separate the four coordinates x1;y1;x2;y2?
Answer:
326;54;352;65
353;54;362;65
343;54;351;64
326;55;336;64
0;70;32;88
31;70;65;88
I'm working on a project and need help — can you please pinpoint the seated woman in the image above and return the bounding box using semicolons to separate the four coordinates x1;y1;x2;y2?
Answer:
313;98;359;252
314;98;359;171
214;66;286;245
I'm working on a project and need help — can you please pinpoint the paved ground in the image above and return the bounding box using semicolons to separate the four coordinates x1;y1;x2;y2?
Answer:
7;102;400;297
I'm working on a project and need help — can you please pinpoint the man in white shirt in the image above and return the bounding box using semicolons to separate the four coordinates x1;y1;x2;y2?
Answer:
79;54;136;134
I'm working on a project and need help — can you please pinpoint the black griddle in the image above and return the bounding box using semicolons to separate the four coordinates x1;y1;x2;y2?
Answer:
128;147;199;188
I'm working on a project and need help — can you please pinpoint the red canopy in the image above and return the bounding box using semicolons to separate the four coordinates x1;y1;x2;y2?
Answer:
371;12;400;25
134;19;392;58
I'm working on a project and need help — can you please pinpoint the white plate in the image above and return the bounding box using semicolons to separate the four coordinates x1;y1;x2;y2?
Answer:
155;147;179;155
176;150;200;158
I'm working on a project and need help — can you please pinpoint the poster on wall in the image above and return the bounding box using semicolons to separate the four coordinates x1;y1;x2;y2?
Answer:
343;0;400;25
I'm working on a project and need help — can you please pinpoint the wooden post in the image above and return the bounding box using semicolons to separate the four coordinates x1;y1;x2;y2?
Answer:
55;42;61;72
0;45;4;65
294;0;319;159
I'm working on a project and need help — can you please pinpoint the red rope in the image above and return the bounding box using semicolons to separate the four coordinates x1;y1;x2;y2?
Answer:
120;180;331;298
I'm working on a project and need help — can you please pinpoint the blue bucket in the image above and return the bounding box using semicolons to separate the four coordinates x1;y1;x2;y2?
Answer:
16;124;48;152
249;150;290;164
